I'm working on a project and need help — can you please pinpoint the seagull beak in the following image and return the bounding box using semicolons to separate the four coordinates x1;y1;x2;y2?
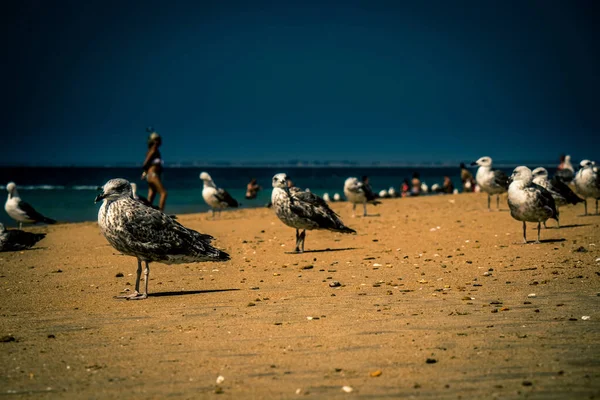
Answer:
507;175;514;185
470;161;477;166
94;193;105;204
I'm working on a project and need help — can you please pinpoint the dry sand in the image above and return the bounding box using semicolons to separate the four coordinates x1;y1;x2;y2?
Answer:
1;193;599;399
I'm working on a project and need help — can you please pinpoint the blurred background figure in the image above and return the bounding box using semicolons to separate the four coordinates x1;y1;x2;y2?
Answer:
555;154;575;183
401;179;410;197
411;172;421;196
141;127;167;211
245;178;261;200
460;162;476;192
443;176;455;194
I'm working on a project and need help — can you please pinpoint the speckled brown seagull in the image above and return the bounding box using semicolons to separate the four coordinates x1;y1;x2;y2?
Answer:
95;178;230;300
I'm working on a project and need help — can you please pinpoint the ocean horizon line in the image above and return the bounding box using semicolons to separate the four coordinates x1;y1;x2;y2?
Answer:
0;160;560;169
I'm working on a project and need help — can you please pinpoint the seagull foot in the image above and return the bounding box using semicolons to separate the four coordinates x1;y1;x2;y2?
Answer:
115;291;148;300
533;240;541;244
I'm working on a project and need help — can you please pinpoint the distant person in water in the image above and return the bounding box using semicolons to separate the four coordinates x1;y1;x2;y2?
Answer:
245;178;261;200
443;176;454;194
411;172;421;196
141;128;167;211
401;179;410;197
460;162;475;192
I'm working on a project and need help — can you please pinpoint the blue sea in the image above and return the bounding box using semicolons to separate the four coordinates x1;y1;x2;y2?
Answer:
0;165;556;226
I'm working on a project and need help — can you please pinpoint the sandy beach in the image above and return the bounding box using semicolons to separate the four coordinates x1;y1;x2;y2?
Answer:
1;192;599;399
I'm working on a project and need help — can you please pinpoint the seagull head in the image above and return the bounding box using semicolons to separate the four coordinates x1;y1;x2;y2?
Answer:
95;178;132;203
6;182;17;196
531;167;548;179
199;172;212;182
579;159;593;169
508;166;532;186
471;156;492;167
272;173;289;189
344;177;359;190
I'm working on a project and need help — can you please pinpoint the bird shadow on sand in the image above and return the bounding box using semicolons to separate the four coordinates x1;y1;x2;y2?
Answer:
577;214;600;217
285;247;357;254
537;238;566;244
150;288;240;298
544;224;591;229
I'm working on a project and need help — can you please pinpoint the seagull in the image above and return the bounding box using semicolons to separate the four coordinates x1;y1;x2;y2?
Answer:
95;178;230;300
271;173;355;253
0;222;46;252
5;182;56;229
507;166;559;243
388;187;397;198
532;167;584;227
333;193;341;202
573;160;600;215
555;155;575;183
471;156;509;210
199;172;239;217
322;193;331;202
343;177;381;217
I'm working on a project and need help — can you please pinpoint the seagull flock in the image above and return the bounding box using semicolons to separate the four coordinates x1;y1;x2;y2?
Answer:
2;155;599;300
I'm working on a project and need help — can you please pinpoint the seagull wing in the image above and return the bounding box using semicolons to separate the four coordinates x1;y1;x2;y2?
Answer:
120;202;225;262
290;191;356;233
531;184;559;220
549;176;584;205
215;188;239;207
492;169;509;189
17;200;56;224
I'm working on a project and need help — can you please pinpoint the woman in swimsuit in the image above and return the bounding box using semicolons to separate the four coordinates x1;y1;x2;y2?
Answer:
141;131;167;211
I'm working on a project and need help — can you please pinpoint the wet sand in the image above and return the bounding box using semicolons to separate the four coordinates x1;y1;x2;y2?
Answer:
1;193;599;399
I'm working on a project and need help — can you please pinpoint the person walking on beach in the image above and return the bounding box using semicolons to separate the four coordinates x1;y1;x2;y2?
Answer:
460;162;475;192
141;128;167;211
245;178;261;200
401;179;410;197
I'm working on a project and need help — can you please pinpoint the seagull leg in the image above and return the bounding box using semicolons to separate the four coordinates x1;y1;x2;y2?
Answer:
496;195;500;210
116;258;147;299
19;222;22;229
487;194;491;210
534;222;541;244
363;203;367;217
583;200;587;216
596;198;598;215
294;229;301;253
299;230;306;253
522;221;527;244
352;203;356;217
557;216;560;229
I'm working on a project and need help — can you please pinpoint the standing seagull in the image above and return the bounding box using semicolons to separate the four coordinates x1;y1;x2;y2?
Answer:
96;178;230;300
471;157;509;210
199;172;239;217
271;173;355;253
343;177;381;217
5;182;56;229
507;166;559;244
573;160;600;215
532;167;584;227
0;222;46;252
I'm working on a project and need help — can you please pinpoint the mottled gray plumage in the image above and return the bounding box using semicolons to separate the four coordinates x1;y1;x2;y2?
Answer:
271;173;355;253
96;178;230;300
0;222;46;252
573;160;600;215
508;166;559;244
531;167;583;227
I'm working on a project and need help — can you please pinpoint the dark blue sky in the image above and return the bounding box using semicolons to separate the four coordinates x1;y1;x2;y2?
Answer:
4;0;599;166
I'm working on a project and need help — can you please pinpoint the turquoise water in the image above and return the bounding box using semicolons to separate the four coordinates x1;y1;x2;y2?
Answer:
0;165;535;226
